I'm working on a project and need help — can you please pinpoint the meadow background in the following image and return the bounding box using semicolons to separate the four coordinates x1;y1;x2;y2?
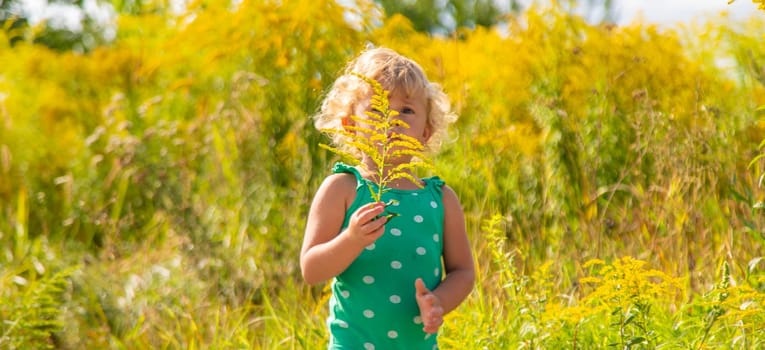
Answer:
1;0;765;348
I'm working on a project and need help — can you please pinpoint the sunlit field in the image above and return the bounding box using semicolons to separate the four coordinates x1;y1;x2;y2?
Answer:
1;0;765;348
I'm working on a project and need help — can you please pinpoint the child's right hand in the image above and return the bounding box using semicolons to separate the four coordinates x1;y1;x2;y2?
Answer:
343;202;387;247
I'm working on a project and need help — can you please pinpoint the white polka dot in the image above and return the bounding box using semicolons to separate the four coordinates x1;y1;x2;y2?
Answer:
366;243;376;250
389;295;401;303
430;201;438;208
412;193;419;196
414;215;424;223
413;316;422;324
363;276;375;284
390;228;402;236
337;320;349;328
435;268;440;276
387;330;398;339
433;234;439;242
433;345;438;350
363;309;375;318
416;247;426;255
391;261;402;269
341;290;350;298
364;343;375;350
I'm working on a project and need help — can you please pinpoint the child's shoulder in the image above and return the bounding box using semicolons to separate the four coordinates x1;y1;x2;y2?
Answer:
318;172;358;195
312;172;358;208
324;171;357;185
438;183;462;207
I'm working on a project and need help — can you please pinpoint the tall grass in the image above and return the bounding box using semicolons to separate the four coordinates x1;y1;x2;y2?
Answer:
1;0;764;348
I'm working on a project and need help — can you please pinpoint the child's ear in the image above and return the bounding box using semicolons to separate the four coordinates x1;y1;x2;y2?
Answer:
422;122;433;142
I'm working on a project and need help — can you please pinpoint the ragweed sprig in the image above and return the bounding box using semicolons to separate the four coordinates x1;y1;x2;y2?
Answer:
573;257;684;348
319;73;434;210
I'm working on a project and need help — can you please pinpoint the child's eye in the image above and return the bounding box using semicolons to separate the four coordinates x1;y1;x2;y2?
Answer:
400;107;415;114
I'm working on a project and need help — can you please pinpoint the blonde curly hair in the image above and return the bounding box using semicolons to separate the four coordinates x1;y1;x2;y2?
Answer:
314;47;456;159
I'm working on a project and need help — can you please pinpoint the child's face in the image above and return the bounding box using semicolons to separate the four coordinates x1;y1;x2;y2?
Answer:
386;91;431;146
349;90;431;162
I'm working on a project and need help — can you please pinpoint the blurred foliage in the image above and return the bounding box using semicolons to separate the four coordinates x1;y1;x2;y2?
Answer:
2;0;619;52
374;0;511;34
0;0;114;52
373;0;618;35
0;0;764;348
1;0;28;45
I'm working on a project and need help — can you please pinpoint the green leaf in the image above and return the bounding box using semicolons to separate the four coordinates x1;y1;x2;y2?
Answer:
729;186;750;203
384;212;399;220
626;337;647;346
747;153;765;169
623;312;637;326
384;199;399;207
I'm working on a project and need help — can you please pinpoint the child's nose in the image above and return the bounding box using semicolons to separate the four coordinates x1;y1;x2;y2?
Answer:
386;130;401;139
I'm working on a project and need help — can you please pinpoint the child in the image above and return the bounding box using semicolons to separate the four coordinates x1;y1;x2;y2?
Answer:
300;46;475;350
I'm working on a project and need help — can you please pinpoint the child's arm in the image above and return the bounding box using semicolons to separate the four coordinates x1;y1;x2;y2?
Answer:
416;185;475;333
300;174;388;285
434;185;475;312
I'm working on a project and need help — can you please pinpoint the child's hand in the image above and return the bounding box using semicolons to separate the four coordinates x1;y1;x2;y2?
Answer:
345;202;387;247
415;278;444;334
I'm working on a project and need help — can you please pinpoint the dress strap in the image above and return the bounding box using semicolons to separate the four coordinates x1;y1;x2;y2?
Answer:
424;176;445;197
332;162;364;189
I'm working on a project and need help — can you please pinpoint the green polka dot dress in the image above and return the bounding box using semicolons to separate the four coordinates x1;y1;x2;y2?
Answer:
328;163;444;350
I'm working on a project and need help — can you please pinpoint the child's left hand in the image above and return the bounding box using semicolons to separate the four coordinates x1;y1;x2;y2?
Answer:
415;278;444;334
